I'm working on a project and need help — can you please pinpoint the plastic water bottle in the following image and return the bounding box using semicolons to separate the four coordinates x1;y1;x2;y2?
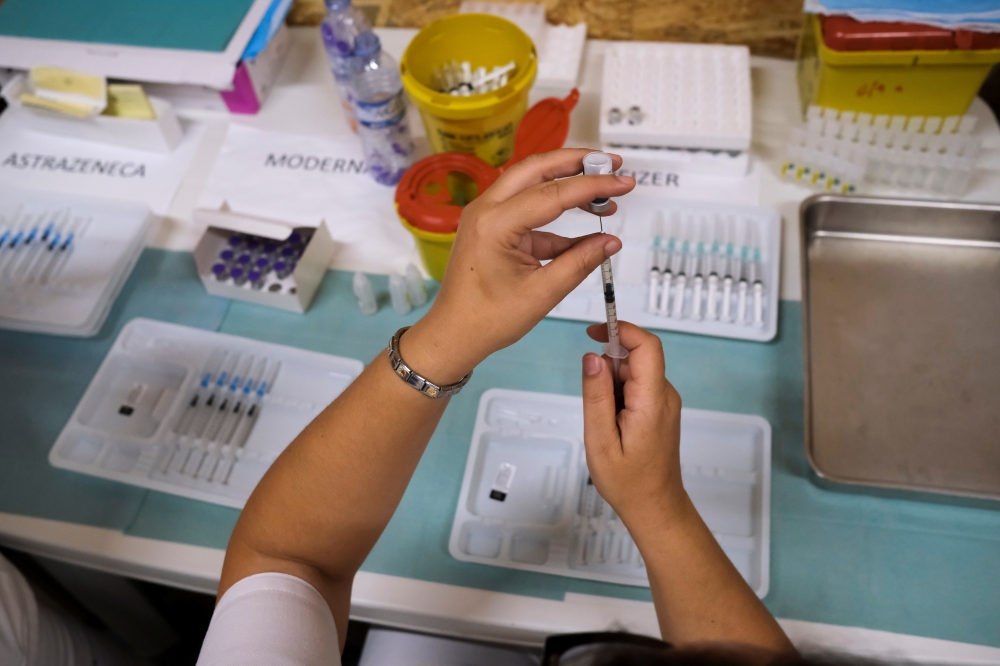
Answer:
320;0;370;133
350;32;415;186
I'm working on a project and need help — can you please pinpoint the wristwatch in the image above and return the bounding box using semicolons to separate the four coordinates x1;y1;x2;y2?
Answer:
388;326;471;398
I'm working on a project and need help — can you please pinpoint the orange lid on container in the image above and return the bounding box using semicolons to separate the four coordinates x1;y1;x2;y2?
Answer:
505;88;580;169
394;152;498;235
821;15;1000;52
395;89;579;234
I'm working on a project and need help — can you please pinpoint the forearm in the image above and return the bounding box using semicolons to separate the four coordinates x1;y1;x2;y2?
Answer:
630;496;793;654
218;320;472;632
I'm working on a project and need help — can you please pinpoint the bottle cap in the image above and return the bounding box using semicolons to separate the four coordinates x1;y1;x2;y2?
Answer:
354;32;381;59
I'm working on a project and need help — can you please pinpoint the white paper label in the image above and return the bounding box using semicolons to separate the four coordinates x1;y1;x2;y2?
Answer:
0;115;206;215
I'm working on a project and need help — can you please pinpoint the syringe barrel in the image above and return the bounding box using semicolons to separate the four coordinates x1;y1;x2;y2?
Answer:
583;151;613;214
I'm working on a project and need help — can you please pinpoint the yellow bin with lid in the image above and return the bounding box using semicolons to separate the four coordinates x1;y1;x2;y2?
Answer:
401;14;537;167
798;14;1000;117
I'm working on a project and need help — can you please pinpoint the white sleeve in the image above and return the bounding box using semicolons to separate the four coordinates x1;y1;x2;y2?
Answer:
196;573;341;666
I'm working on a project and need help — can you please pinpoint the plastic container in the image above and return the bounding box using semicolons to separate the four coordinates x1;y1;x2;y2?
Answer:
395;90;578;280
320;0;371;132
49;319;363;508
449;389;771;596
541;198;781;343
797;14;1000;118
400;14;538;167
0;187;153;337
600;42;752;153
350;32;416;185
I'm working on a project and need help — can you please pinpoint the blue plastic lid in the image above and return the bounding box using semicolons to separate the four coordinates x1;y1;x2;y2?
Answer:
354;31;380;59
212;263;227;275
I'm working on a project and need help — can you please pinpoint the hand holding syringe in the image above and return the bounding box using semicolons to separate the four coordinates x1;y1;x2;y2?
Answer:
583;151;629;410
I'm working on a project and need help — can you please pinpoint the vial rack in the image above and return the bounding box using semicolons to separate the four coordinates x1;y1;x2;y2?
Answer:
449;389;771;596
781;106;980;196
543;199;781;343
49;319;363;508
0;188;152;337
600;42;752;153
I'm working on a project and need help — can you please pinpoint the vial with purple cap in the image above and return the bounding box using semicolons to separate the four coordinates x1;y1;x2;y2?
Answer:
230;267;248;286
248;270;266;290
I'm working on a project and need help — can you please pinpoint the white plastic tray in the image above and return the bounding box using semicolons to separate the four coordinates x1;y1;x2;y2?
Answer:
600;42;752;152
449;389;771;597
543;198;781;342
0;188;153;337
49;319;364;508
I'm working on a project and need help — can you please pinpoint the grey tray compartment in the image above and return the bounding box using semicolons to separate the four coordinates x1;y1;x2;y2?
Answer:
800;194;1000;500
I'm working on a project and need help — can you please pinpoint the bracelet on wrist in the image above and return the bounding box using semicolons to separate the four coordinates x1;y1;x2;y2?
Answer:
387;326;472;398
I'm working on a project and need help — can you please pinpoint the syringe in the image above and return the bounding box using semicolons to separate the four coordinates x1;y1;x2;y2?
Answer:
583;152;629;406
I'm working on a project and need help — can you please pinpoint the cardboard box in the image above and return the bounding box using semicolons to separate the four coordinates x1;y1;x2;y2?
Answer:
193;207;335;313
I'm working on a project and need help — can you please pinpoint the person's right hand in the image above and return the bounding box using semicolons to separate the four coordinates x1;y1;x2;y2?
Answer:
401;148;635;387
581;321;687;530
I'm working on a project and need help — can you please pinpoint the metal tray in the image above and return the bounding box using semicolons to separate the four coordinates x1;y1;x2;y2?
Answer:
800;194;1000;500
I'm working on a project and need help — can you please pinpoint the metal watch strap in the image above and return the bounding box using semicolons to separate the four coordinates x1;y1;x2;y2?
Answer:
388;326;471;398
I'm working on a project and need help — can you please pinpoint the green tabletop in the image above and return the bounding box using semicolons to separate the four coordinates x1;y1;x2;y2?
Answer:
2;249;999;648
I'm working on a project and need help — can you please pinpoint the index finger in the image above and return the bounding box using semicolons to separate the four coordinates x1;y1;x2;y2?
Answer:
485;148;624;203
496;172;635;238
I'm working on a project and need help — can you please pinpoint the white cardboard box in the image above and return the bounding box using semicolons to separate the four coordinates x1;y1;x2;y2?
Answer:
193;207;335;313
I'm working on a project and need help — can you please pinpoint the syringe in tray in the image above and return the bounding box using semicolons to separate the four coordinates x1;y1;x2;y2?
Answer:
646;212;765;328
574;475;643;569
159;347;282;485
0;207;91;286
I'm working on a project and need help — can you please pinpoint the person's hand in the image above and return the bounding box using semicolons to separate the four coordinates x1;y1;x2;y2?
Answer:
581;321;687;530
401;148;635;384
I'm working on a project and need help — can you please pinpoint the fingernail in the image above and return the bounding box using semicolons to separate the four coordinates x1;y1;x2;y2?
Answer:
604;239;620;257
617;175;634;185
584;354;602;376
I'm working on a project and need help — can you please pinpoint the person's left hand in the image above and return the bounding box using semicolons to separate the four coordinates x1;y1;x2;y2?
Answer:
401;148;635;384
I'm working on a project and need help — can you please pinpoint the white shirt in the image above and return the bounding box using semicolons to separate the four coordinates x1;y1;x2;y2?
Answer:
196;573;341;666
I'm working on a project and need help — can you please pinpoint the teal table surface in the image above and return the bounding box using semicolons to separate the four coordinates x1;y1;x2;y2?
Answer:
3;249;999;648
0;0;256;52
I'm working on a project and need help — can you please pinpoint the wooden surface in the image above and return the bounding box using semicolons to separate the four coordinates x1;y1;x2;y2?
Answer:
289;0;804;58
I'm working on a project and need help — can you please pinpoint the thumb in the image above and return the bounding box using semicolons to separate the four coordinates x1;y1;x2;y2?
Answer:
581;353;621;460
536;234;621;304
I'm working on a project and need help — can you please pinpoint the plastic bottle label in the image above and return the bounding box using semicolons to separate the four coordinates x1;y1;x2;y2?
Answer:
355;91;407;130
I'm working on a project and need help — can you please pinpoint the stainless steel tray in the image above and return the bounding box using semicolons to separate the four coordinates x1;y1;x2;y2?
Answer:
800;194;1000;500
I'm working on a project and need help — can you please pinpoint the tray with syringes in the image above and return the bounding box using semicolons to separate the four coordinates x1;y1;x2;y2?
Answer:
449;389;772;596
49;319;363;508
543;198;782;342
